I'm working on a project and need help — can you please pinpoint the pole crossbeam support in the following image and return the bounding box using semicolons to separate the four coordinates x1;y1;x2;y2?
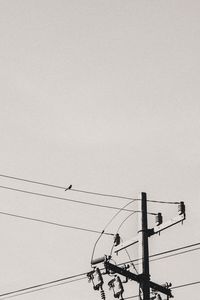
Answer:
104;261;140;283
149;281;172;297
149;214;185;236
104;262;173;297
114;236;139;254
114;214;186;253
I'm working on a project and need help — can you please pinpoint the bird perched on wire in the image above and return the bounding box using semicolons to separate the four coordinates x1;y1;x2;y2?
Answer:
65;184;72;191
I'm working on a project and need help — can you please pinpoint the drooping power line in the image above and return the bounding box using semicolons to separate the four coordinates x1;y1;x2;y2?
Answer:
149;246;200;264
0;210;114;236
91;200;137;266
121;241;200;266
0;185;136;212
0;272;87;299
0;242;199;299
171;280;200;290
0;174;179;204
0;174;137;201
0;275;199;300
0;277;86;300
0;185;157;217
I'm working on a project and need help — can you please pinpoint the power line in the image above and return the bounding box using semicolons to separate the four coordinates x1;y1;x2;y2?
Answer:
0;185;136;212
0;272;87;299
109;212;139;275
110;211;137;256
171;280;200;290
0;208;197;287
149;241;200;259
0;185;157;216
0;210;113;236
1;275;200;300
0;174;138;201
0;242;199;299
91;200;137;266
108;209;138;275
148;246;200;264
0;174;67;191
0;278;85;300
0;174;179;204
121;241;200;265
123;281;200;300
0;207;198;258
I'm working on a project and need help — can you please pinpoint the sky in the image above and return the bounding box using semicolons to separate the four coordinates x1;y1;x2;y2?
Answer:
0;0;200;299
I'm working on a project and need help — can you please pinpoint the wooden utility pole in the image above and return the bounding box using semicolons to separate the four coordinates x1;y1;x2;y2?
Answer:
90;192;186;300
140;192;150;300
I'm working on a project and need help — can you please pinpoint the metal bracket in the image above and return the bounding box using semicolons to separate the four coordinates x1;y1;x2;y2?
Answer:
149;214;186;236
114;236;139;254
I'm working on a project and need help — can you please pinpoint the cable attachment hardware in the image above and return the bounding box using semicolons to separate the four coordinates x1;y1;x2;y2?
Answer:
178;201;185;216
108;275;124;300
89;267;103;290
87;267;107;300
151;282;172;300
155;213;163;226
121;264;130;283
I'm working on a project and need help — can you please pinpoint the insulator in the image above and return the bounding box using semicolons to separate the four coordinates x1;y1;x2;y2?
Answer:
93;268;104;290
178;201;185;215
108;278;115;289
87;270;94;282
162;282;172;288
114;233;120;246
155;213;163;226
100;289;106;300
167;282;172;288
114;276;124;295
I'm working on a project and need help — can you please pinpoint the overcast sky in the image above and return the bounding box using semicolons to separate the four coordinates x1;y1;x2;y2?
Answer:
0;1;200;300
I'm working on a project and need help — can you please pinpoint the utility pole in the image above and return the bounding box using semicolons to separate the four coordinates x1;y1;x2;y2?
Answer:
140;192;150;300
88;192;186;300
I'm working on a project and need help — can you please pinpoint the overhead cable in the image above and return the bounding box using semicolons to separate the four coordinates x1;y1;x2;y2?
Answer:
0;174;137;201
91;199;137;265
0;276;199;300
171;280;200;290
0;272;87;299
0;174;179;204
148;246;200;264
110;211;137;256
121;241;200;266
0;277;85;300
0;211;113;236
0;243;199;299
0;185;136;212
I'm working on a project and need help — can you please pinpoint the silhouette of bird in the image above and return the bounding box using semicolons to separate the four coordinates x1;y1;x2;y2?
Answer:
65;184;72;191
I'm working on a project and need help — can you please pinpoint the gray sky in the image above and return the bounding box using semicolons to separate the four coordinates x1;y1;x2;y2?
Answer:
0;1;200;299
